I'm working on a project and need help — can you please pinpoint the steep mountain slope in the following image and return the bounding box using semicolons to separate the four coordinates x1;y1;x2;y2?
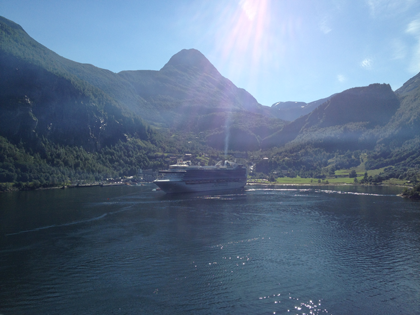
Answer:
262;84;400;150
376;72;420;144
358;72;420;170
0;16;153;150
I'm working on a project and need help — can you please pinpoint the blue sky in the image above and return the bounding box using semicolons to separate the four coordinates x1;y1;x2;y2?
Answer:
2;0;420;106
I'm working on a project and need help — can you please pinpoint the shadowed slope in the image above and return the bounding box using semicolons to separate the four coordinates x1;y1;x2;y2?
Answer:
263;84;400;150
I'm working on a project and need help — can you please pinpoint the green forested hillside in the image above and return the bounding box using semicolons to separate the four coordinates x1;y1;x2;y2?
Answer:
0;52;154;148
375;72;420;145
0;16;156;152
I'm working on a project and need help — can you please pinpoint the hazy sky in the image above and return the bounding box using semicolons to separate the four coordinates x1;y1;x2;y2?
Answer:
2;0;420;106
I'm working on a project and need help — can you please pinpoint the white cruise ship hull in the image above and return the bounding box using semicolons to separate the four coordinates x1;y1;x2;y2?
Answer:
154;179;246;194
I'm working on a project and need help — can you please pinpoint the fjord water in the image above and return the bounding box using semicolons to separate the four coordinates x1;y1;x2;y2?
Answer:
0;185;419;314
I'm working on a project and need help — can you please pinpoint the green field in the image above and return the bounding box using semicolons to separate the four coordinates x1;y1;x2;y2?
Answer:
335;167;387;177
257;168;409;186
273;176;358;185
269;176;407;186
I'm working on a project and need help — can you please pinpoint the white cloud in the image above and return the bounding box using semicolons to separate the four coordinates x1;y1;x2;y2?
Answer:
406;18;420;73
390;39;407;60
337;74;346;82
406;19;420;34
367;0;416;18
361;58;372;69
319;17;332;34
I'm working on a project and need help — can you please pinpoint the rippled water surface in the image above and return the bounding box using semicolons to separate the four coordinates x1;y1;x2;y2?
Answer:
1;185;419;314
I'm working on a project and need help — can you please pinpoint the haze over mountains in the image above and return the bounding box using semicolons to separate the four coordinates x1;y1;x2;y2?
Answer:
0;16;285;152
1;15;420;186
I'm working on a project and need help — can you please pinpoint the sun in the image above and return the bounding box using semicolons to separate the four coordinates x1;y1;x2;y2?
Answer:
239;0;258;21
212;0;273;96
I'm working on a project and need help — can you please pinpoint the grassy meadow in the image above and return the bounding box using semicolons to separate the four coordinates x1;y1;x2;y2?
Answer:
249;168;408;186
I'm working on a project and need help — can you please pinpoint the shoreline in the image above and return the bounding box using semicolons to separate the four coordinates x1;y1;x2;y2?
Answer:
246;182;407;188
0;182;153;193
0;180;411;194
247;182;417;199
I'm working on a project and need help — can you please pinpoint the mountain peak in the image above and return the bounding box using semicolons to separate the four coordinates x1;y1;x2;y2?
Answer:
160;49;219;76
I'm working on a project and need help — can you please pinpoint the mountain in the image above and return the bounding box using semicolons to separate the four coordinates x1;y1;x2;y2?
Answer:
0;16;284;152
270;101;306;121
376;71;420;144
262;84;400;150
270;95;333;121
117;48;274;129
0;16;159;151
255;82;420;179
357;72;420;171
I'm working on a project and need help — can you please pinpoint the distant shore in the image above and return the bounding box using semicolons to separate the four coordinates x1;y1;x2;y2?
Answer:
246;180;408;187
247;181;418;199
0;180;411;194
0;181;153;193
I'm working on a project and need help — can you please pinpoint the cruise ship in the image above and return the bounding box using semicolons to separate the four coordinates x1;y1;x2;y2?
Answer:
153;160;247;193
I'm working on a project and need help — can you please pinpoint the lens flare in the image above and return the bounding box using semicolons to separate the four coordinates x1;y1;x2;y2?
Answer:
215;0;272;154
